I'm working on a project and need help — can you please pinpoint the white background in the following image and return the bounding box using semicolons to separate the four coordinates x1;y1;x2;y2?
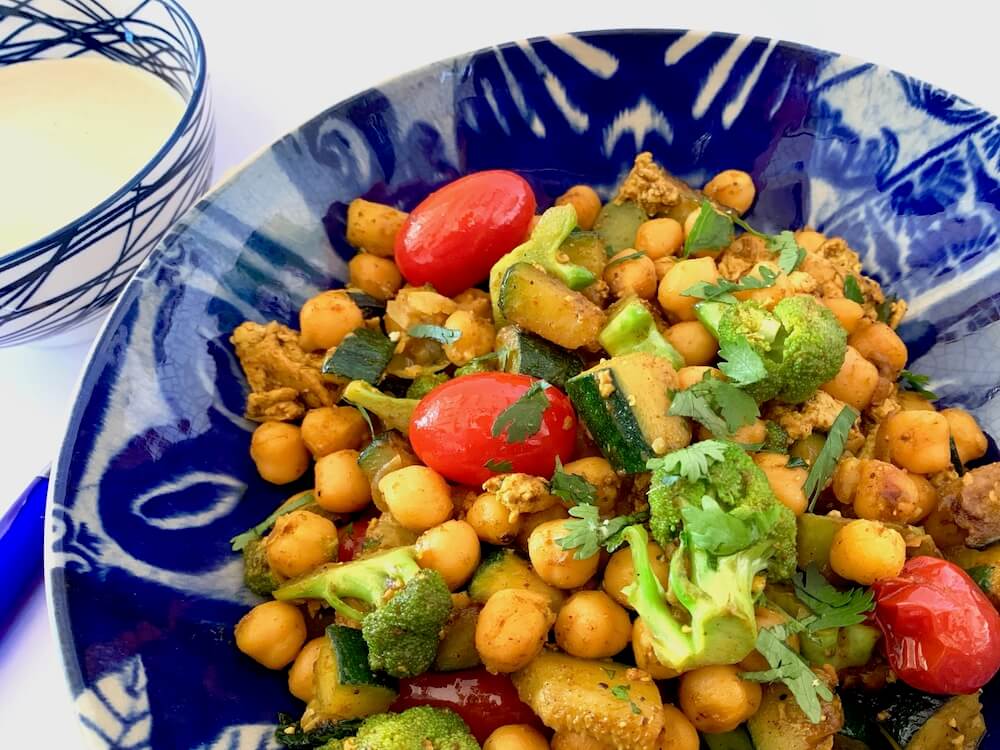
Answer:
1;1;999;746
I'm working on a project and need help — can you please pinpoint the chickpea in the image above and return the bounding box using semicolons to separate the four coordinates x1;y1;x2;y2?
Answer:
299;290;364;351
516;503;569;549
301;406;368;458
794;229;826;252
314;449;371;513
679;664;762;734
923;504;967;548
822;297;865;335
552;733;613;750
753;453;808;515
821;346;879;411
443;309;496;366
265;510;338;579
849;459;921;523
677;366;723;390
739;608;798;671
288;636;324;702
632;618;679;680
555;185;602;230
848;322;907;378
468;492;521;545
605;249;658;300
659;704;700;750
475;589;555;673
832;457;861;505
234;600;307;669
554;591;631;659
348;253;403;301
898;390;936;412
561;457;619;514
250;422;310;484
654;256;678;281
703;169;756;215
636;218;685;260
453;288;493;319
830;520;905;585
345;197;407;257
604;543;670;609
907;472;938;523
416;520;481;591
528;519;600;589
942;408;988;464
379;465;453;532
665;321;718;366
884;411;951;474
484;724;550;750
658;258;719;322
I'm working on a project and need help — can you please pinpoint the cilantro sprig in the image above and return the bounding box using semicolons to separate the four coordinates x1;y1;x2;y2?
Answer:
682;201;806;273
682;266;779;303
230;493;314;551
898;370;937;400
407;324;462;345
741;624;833;723
793;564;874;631
556;505;649;559
491;380;551;444
668;373;759;437
804;405;858;511
718;338;768;387
646;440;729;482
549;457;598;506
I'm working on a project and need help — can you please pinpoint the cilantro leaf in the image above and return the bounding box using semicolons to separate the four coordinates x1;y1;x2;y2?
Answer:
606;251;645;268
682;266;779;303
898;370;937;400
804;406;858;511
230;492;314;551
550;457;598;506
669;374;759;437
793;564;874;631
877;295;899;324
718;338;768;387
768;230;807;274
556;506;649;559
682;497;783;556
491;380;551;444
647;440;729;483
843;275;865;304
682;200;734;257
741;625;833;723
484;458;514;473
407;324;462;345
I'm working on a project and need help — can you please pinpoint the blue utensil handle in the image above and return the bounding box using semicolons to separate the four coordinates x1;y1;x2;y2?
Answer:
0;472;48;626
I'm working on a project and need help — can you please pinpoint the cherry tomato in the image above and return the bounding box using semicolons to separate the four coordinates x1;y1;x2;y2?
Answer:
337;513;375;562
394;170;536;296
392;667;543;743
409;373;576;486
871;556;1000;694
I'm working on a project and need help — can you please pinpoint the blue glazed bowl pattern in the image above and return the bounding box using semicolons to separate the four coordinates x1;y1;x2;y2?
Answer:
0;0;213;347
47;30;1000;749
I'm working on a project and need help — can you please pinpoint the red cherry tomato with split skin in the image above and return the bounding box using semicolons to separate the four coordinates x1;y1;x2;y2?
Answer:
394;170;536;296
392;667;544;743
409;373;576;486
871;556;1000;694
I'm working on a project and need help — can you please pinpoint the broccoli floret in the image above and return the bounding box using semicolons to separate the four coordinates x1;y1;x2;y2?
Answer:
761;420;790;453
343;380;418;434
274;547;452;678
406;372;449;399
599;297;684;369
625;442;797;672
352;706;478;750
717;297;846;404
274;713;361;749
243;537;280;596
490;205;596;323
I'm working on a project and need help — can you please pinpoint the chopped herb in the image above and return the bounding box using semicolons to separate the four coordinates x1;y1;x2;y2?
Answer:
609;684;630;700
804;406;858;511
682;497;783;556
682;266;779;304
877;295;899;324
356;405;376;439
601;666;617;679
606;251;645;268
484;458;514;473
786;456;809;469
668;373;759;437
898;370;937;400
407;324;462;345
769;230;807;273
950;436;966;477
793;564;874;630
718;338;768;387
550;457;598;506
556;505;649;559
230;493;315;551
843;275;865;304
491;380;551;444
647;440;729;483
683;200;734;257
742;625;833;723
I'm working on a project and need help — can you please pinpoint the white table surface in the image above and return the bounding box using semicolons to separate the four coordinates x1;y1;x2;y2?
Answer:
2;1;998;746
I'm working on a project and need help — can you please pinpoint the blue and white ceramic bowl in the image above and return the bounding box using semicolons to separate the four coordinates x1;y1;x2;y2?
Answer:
0;0;213;347
48;30;1000;749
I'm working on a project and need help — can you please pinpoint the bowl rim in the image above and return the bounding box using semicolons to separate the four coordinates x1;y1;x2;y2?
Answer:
0;0;208;265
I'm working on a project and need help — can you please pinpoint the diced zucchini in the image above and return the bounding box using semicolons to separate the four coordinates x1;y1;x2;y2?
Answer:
322;328;394;385
346;290;386;318
405;372;448;399
801;624;881;670
594;200;646;254
599;297;684;369
498;262;605;349
302;626;397;729
945;543;1000;608
496;326;583;388
357;432;419;511
748;678;844;750
454;352;499;377
565;353;690;473
434;606;481;671
703;728;755;750
468;549;565;612
797;514;939;572
560;231;608;278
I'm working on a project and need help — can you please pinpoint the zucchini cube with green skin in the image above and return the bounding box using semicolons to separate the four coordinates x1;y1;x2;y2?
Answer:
495;325;583;388
946;542;1000;608
565;352;690;473
468;549;565;612
322;327;395;385
593;200;647;254
599;296;684;369
800;623;881;670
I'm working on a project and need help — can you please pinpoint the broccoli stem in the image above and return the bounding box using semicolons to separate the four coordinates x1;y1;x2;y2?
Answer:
343;381;418;434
